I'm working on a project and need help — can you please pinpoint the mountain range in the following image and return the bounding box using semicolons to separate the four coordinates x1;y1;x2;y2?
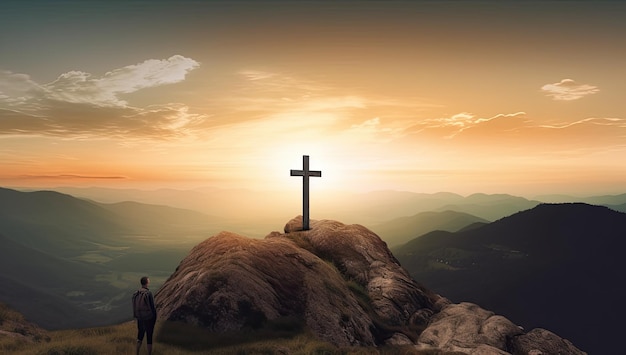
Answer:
392;202;626;354
48;187;546;233
0;187;219;329
369;210;489;248
1;185;625;353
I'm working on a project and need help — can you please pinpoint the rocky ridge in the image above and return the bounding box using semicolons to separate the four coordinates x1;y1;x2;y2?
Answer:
155;216;585;354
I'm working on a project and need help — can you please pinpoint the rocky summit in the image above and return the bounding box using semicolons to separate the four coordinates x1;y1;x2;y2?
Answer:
155;216;585;354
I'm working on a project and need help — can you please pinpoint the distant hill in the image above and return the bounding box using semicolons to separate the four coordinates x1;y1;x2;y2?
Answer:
0;187;218;329
393;203;626;354
0;187;127;256
369;210;489;247
606;203;626;213
433;193;540;221
99;200;219;235
534;192;626;205
534;193;626;214
53;186;542;228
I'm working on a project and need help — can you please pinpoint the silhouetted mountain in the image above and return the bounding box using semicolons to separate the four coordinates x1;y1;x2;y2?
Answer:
534;192;626;209
434;193;540;220
456;221;489;232
607;203;626;213
393;203;626;354
579;193;626;205
370;210;488;247
0;187;218;329
533;192;626;214
533;193;587;203
326;191;466;222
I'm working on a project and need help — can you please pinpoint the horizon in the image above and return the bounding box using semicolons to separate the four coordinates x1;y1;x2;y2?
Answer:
1;1;625;198
4;183;625;202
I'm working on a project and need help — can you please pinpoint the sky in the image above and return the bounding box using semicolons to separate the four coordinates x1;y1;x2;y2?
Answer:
1;0;625;197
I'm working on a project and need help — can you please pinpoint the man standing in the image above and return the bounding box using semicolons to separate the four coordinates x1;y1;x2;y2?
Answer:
132;276;157;355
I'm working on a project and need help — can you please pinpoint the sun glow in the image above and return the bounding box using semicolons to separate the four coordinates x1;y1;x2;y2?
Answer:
1;1;625;196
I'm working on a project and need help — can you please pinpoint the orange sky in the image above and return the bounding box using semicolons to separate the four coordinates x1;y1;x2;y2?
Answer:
1;1;625;197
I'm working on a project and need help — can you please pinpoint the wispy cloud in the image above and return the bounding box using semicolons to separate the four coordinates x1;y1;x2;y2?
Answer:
402;112;626;159
45;55;199;107
0;56;204;139
541;79;599;101
239;70;276;81
19;174;127;180
402;112;528;139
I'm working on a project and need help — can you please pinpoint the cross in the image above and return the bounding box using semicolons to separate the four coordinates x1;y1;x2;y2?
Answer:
290;155;322;230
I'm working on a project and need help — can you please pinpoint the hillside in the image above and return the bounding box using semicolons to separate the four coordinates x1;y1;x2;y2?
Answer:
370;210;489;247
0;187;218;329
393;203;626;354
0;232;114;329
0;187;127;255
0;302;49;347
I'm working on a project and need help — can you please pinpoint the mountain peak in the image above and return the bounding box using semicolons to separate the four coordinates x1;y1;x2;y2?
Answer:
155;217;585;353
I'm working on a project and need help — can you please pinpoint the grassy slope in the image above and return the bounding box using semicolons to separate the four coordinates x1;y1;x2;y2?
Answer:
2;319;464;355
0;320;458;355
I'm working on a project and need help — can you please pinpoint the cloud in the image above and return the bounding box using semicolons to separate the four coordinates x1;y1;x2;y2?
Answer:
19;174;127;180
239;70;276;81
348;117;406;143
0;56;204;139
402;112;528;139
44;55;199;107
541;79;599;101
223;70;439;134
236;70;332;97
0;71;43;100
0;103;206;140
403;111;626;159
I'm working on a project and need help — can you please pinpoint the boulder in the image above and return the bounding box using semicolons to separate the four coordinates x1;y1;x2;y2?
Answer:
509;328;587;355
416;302;523;353
155;217;586;354
155;231;375;346
285;216;442;330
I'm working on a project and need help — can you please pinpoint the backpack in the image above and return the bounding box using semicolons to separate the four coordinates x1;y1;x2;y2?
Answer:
132;289;153;320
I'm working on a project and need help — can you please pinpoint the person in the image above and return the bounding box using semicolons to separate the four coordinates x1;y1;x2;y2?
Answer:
132;276;157;355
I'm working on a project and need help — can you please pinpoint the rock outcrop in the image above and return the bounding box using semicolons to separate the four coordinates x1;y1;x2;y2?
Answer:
155;216;585;354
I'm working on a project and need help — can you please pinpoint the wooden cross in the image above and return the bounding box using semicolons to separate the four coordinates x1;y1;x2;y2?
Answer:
290;155;322;230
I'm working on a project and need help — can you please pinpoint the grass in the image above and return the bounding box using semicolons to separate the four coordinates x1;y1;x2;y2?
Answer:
0;303;50;348
1;319;466;355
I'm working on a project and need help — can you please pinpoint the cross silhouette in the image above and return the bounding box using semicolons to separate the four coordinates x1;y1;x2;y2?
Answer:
290;155;322;230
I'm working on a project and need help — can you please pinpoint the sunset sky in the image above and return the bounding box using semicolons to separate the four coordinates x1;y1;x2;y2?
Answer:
1;0;625;197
